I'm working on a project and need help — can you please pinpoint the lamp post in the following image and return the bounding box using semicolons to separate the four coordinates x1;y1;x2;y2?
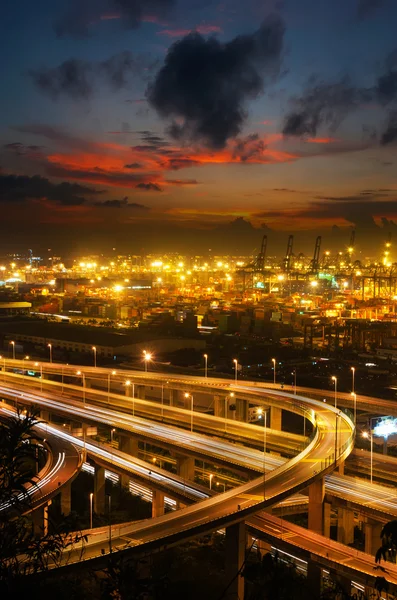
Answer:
233;359;238;383
35;362;43;392
216;481;226;493
225;392;234;431
351;392;357;427
362;430;373;484
110;428;115;446
209;473;213;490
335;412;340;463
10;341;15;360
107;370;117;404
0;355;5;381
272;358;276;385
291;369;297;395
92;346;97;368
204;354;208;379
89;492;93;529
22;355;30;385
184;392;194;432
76;371;86;404
351;367;355;395
47;343;52;364
125;380;134;415
143;351;152;372
331;376;337;408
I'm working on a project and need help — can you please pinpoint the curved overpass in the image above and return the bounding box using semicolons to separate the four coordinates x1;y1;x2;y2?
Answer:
0;405;82;515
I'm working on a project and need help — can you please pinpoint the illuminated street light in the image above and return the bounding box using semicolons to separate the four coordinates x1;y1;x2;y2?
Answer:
22;355;30;385
89;492;94;529
271;358;276;385
47;343;52;364
107;370;117;404
225;392;234;432
184;392;194;432
291;369;297;395
203;353;208;379
233;359;238;383
351;392;357;427
92;346;97;368
331;376;337;408
209;473;213;490
35;361;43;392
10;341;15;360
351;367;355;394
76;370;86;404
362;431;373;484
143;351;152;372
310;280;318;288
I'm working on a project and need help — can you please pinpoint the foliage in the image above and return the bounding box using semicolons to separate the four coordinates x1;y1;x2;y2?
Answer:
0;409;86;598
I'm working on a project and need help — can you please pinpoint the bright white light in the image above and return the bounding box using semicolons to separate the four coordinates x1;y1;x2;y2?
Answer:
373;418;397;439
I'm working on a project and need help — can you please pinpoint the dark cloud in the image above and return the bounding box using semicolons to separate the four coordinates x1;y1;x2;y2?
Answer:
0;174;101;205
232;133;266;161
381;110;397;144
165;158;201;170
136;182;162;191
55;0;176;38
124;162;143;169
147;15;285;148
282;77;366;138
95;197;150;209
4;142;44;158
356;0;387;20
30;52;157;100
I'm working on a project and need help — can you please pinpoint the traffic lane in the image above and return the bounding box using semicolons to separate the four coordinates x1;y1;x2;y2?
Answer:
0;406;82;513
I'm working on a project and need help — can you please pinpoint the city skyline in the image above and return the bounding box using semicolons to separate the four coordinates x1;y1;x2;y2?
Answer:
1;0;397;254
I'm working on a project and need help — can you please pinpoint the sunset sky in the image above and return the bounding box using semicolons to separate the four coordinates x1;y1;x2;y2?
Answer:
1;0;397;256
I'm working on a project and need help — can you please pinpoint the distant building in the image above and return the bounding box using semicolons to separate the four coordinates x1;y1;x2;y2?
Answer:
0;302;31;318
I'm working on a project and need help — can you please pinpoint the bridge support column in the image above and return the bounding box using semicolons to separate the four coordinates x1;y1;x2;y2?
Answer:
40;410;50;422
324;502;331;538
236;399;248;422
213;395;223;417
337;461;345;475
94;465;106;514
364;521;383;555
152;490;165;518
60;482;72;515
32;502;50;537
308;478;324;535
225;521;245;600
270;407;282;430
337;508;355;545
136;385;145;400
176;455;195;481
307;561;322;597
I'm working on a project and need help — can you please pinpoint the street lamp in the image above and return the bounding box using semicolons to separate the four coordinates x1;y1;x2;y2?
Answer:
89;492;93;529
92;346;97;368
22;355;30;385
184;392;194;432
351;367;355;394
216;481;226;493
47;343;52;364
291;369;297;395
107;370;117;404
143;351;152;372
35;362;43;392
204;353;208;379
362;430;373;484
0;355;5;381
209;473;213;490
331;376;337;408
351;392;357;427
125;380;134;415
272;358;276;385
233;359;238;383
110;428;116;446
10;341;15;360
225;392;234;431
76;371;86;404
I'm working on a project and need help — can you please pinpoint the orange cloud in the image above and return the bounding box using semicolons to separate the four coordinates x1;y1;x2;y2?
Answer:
306;137;338;144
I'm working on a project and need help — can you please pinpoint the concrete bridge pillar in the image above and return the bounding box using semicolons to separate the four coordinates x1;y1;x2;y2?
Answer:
40;410;50;422
324;502;331;538
307;561;322;597
308;478;324;535
176;455;195;481
118;435;139;487
214;395;223;417
225;521;246;600
337;461;345;475
270;407;282;430
60;482;72;516
136;385;145;400
364;521;383;555
337;508;355;545
32;502;50;537
94;465;106;514
152;490;165;518
236;399;248;422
